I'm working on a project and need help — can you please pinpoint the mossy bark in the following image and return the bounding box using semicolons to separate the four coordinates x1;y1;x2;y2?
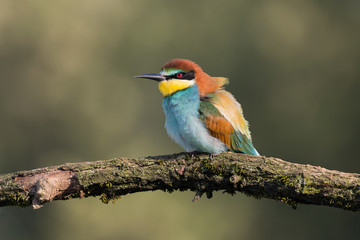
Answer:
0;152;359;211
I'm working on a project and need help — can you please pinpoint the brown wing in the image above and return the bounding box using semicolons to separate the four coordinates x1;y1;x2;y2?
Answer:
199;96;259;155
204;115;235;149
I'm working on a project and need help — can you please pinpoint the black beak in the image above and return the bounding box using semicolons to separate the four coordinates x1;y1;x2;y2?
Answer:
133;73;166;82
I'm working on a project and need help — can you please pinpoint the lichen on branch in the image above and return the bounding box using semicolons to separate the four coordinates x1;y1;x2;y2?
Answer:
0;152;359;211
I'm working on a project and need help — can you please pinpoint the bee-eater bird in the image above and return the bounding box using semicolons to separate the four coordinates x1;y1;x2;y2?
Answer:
134;59;259;156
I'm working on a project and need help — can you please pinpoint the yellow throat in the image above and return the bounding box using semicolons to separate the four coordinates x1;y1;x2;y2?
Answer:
158;80;195;97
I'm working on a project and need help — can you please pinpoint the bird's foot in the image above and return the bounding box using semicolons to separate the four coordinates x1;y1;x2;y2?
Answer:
189;151;202;159
209;153;220;159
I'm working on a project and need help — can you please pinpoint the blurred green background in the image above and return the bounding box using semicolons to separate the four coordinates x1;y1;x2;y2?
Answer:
1;0;360;239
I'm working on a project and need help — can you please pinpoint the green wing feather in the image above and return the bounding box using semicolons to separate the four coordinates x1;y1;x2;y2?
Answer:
199;98;259;155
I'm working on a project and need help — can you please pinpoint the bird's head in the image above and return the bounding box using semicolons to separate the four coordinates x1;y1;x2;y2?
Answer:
134;59;200;97
134;59;227;97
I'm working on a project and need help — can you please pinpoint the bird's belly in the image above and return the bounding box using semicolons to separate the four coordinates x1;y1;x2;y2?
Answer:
162;90;226;153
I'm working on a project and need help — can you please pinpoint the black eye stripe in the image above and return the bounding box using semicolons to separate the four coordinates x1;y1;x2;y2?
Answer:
166;70;195;80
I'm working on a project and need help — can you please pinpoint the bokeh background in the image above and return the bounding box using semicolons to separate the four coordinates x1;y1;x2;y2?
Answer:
1;0;360;239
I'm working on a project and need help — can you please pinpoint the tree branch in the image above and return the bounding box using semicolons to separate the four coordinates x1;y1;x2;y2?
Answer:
0;152;359;211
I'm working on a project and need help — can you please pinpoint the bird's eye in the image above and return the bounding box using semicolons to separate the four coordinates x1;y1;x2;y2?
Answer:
176;73;184;78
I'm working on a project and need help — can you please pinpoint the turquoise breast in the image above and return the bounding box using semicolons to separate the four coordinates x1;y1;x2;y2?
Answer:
162;85;226;153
